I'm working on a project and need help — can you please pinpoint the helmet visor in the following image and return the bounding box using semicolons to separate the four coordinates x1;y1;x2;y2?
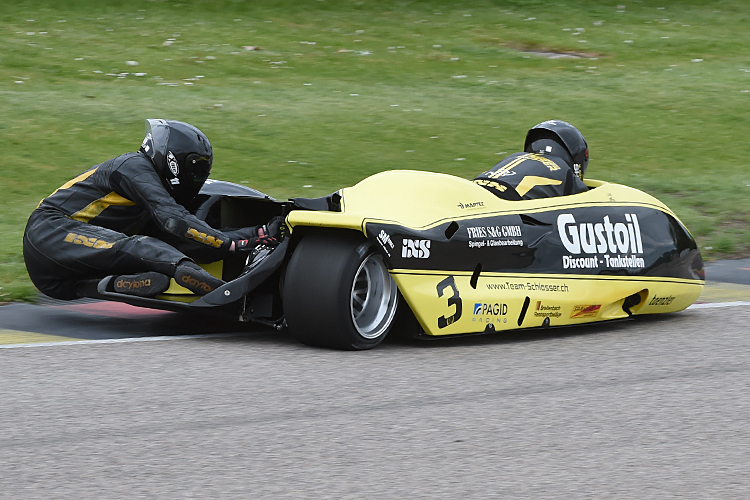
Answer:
185;153;212;189
143;119;170;163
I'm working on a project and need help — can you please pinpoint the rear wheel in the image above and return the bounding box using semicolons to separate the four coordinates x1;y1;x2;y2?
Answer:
283;230;398;350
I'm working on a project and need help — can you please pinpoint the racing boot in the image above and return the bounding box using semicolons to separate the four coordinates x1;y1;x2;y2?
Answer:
113;271;171;297
174;261;225;296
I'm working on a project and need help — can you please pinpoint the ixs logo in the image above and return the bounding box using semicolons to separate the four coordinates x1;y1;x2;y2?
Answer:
64;232;114;249
402;239;431;259
186;228;223;248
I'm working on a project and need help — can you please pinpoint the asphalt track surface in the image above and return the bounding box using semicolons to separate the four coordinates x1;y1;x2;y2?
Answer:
1;261;750;499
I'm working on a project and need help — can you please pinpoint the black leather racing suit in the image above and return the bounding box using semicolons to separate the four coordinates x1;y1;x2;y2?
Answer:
23;152;247;300
473;152;587;200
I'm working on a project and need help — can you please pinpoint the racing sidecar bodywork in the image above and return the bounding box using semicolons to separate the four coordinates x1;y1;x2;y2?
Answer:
85;171;705;350
286;171;704;341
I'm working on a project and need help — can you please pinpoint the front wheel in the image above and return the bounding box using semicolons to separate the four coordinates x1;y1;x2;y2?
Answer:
282;230;398;350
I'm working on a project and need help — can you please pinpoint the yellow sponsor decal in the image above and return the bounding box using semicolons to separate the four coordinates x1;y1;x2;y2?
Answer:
485;153;560;180
485;155;527;178
515;175;563;197
64;232;115;249
473;179;507;192
529;153;562;172
570;304;602;318
185;228;223;248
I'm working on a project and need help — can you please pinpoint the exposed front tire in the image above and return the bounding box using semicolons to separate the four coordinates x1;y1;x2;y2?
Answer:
283;230;398;350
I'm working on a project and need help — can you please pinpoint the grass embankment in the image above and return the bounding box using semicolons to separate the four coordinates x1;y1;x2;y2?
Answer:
2;0;749;301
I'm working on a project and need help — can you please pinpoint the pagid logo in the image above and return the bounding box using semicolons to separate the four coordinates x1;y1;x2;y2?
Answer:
472;302;509;323
473;303;508;315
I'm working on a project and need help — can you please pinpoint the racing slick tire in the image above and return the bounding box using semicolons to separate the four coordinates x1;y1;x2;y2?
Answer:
283;230;399;350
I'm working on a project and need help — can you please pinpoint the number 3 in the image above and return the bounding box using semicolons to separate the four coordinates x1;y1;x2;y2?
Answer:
437;276;462;329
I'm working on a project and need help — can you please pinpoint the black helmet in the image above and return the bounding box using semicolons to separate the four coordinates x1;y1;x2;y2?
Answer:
524;120;589;179
140;119;213;204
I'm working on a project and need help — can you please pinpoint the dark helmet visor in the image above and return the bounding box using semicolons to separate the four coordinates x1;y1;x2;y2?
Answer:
185;153;212;186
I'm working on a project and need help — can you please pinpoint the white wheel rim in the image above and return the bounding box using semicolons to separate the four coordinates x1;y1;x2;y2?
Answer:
350;253;398;339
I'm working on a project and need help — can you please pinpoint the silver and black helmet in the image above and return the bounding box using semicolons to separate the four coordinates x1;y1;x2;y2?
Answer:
524;120;589;179
140;119;213;204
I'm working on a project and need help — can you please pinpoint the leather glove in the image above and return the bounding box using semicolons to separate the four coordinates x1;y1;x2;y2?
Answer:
225;225;277;252
233;233;278;252
264;216;287;241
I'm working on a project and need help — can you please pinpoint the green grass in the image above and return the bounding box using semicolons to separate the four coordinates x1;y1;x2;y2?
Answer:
2;0;750;301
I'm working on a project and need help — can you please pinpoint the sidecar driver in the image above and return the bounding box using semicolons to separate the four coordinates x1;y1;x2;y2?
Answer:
23;119;281;300
474;120;589;200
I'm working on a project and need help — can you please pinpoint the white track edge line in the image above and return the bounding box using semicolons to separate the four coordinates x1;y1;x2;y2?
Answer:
3;302;748;349
0;332;242;349
688;301;750;309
